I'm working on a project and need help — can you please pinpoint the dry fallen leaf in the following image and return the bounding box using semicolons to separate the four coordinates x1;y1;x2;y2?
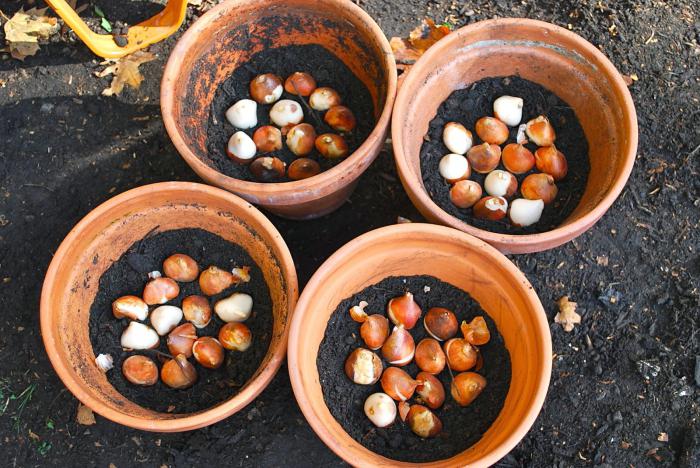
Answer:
96;50;157;96
657;432;669;442
390;19;452;65
2;8;59;60
76;403;96;425
554;296;581;332
28;429;40;441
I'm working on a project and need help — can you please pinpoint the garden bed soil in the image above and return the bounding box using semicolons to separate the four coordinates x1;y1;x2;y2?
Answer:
205;44;375;182
420;76;590;234
317;275;511;462
88;228;273;413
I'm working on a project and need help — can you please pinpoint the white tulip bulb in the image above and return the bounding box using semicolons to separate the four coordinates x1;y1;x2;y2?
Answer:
225;99;258;129
121;322;159;350
150;305;183;336
227;131;257;162
215;293;253;322
509;198;544;226
493;95;523;127
364;393;397;428
442;122;472;154
438;153;470;183
269;99;304;127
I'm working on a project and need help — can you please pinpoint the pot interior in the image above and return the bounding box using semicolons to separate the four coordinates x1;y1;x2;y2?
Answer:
398;23;634;228
171;0;391;168
45;188;290;422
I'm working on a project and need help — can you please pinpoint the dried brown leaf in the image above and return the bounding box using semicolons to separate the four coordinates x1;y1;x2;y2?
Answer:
554;296;581;332
96;50;157;96
390;19;451;64
76;403;96;425
3;8;59;60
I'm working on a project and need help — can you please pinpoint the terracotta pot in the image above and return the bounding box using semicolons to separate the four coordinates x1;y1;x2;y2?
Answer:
288;224;551;466
161;0;397;220
40;182;298;431
392;19;637;253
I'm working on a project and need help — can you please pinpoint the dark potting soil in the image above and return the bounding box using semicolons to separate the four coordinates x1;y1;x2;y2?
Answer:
88;228;273;413
317;275;511;463
205;44;376;182
420;76;590;234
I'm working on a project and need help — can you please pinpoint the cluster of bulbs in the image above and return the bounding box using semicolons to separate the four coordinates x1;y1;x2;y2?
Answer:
95;254;255;390
343;292;490;439
438;95;569;227
225;72;356;181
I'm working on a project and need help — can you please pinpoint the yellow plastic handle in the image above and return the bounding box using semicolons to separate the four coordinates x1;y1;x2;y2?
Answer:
45;0;188;58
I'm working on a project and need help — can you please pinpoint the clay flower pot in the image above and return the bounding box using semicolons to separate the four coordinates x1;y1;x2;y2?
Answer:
40;182;298;431
392;19;637;254
288;224;551;466
161;0;397;220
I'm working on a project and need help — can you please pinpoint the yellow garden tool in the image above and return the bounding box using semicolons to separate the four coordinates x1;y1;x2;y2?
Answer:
45;0;187;58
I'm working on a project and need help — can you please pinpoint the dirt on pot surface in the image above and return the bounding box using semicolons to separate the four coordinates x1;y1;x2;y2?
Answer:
88;228;272;413
317;275;510;462
0;0;698;466
421;76;589;234
205;44;375;182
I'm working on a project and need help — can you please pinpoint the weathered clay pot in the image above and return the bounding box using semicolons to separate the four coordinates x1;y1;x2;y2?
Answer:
392;19;637;253
161;0;397;220
288;224;551;466
40;182;298;431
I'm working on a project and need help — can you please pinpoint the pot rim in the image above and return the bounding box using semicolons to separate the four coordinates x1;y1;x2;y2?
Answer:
392;18;638;253
288;223;552;466
160;0;398;204
40;181;298;432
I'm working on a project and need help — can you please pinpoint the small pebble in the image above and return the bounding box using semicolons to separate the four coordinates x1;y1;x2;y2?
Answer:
114;35;128;47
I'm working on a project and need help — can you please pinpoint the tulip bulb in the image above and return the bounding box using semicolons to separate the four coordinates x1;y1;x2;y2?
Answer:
225;99;257;129
284;72;317;96
438;153;470;184
167;323;197;357
344;348;383;385
286;123;316;156
407;405;442;438
215;292;253;322
451;372;486;406
315;134;348;159
442;122;473;155
192;336;225;369
461;317;491;346
249;73;283;104
287;158;321;180
121;321;159;350
199;266;234;296
467;143;501;173
415;372;445;409
525;115;556;146
269;99;304;127
122;355;158;386
324;105;356;133
493;95;524;126
182;295;212;329
361;315;390;350
484;170;518;198
95;353;114;372
364;393;396;428
380;367;418;401
450;180;482;209
143;276;180;305
424;307;458;341
112;295;148;321
509;198;544;227
253;125;283;153
502;143;535;174
415;338;446;374
227;131;257;164
535;146;568;181
219;322;252;351
381;326;415;366
387;292;422;329
443;337;477;371
473;196;508;220
475;116;509;145
161;354;197;389
250;156;286;182
150;305;183;336
163;253;199;282
309;87;341;111
521;173;558;204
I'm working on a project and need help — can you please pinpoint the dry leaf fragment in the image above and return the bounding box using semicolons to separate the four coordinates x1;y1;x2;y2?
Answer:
390;19;451;64
3;8;59;60
96;50;157;96
76;403;96;425
554;296;581;332
657;432;668;442
28;429;40;441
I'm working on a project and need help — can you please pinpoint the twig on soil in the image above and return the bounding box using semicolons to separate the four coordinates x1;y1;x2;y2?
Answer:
20;183;54;192
686;143;700;161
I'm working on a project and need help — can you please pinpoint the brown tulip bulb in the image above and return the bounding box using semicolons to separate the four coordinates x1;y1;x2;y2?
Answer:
249;73;283;104
219;322;252;351
423;307;458;341
286;123;316;156
380;367;418;401
521;173;558;204
315;134;349;159
163;253;199;282
525;115;556;146
461;317;491;346
324;105;356;133
112;295;148;321
284;72;317;96
142;277;180;305
161;354;197;389
199;266;233;296
475;116;509;145
443;338;477;371
502;143;535;174
415;372;445;409
451;372;487;406
450;180;482;209
192;336;225;369
253;125;283;153
467;143;501;173
407;405;442;438
361;315;390;350
182;295;212;329
122;355;158;386
287;158;321;180
472;196;508;220
387;292;422;329
535;146;568;181
381;326;415;366
167;323;197;357
250;156;286;182
344;348;383;385
414;338;446;374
